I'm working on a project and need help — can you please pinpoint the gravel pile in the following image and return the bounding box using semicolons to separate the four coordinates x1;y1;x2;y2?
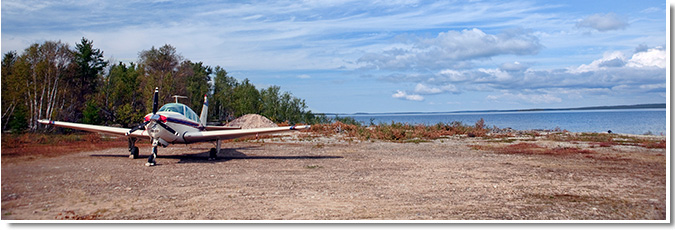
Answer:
225;114;278;129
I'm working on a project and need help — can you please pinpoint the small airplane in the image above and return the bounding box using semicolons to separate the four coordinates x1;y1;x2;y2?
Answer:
39;87;310;166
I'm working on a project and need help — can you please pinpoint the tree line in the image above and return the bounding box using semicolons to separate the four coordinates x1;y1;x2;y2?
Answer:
2;38;327;133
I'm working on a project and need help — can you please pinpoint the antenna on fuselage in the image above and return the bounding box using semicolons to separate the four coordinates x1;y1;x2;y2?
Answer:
172;95;187;103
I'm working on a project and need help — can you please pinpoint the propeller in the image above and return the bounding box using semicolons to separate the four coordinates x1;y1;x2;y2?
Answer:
126;121;148;135
152;87;159;114
126;87;179;136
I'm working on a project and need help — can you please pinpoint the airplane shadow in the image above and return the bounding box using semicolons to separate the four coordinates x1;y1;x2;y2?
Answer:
89;146;343;164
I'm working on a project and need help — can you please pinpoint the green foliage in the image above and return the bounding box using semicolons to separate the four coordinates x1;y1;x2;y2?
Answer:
115;104;140;128
232;79;261;117
210;66;237;122
2;51;21;131
7;103;28;133
138;44;183;109
72;37;107;97
15;41;75;131
332;116;362;126
101;62;143;127
260;86;282;122
185;61;212;109
81;98;102;125
70;38;108;125
303;111;330;124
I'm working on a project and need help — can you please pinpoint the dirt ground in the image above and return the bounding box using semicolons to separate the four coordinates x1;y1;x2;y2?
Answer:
1;132;667;221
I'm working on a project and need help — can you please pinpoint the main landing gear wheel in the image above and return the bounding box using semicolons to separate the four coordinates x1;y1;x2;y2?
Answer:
129;146;139;159
128;137;139;159
209;148;218;161
146;146;158;167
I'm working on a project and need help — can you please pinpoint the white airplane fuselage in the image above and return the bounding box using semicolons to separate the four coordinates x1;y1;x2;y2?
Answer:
144;103;205;146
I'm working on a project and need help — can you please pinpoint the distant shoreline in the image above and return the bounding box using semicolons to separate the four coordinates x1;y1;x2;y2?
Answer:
323;103;666;116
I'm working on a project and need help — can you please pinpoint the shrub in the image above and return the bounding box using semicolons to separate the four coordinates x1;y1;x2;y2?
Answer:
309;118;490;142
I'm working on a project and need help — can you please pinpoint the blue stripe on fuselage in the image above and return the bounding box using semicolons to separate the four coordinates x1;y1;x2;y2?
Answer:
166;117;202;129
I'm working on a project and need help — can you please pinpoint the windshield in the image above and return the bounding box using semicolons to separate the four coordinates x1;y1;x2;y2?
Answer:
158;103;200;122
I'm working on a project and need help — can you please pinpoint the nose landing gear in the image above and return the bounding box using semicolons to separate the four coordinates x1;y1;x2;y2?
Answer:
146;146;158;167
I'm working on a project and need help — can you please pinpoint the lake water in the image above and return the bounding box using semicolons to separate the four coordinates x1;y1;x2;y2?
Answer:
344;109;667;135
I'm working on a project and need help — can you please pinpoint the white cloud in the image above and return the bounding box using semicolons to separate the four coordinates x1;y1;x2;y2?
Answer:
414;84;442;94
386;43;665;105
570;47;665;73
576;13;628;32
392;90;424;101
297;74;311;79
417;28;542;60
626;48;666;68
500;61;529;72
438;69;468;82
640;7;662;14
414;83;459;94
477;68;513;82
358;28;542;71
569;51;627;73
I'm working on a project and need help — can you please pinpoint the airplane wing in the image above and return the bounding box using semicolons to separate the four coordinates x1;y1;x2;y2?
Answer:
204;125;241;131
38;120;149;138
183;125;310;143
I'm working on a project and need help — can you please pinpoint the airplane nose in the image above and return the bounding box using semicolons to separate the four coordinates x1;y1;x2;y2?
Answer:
149;123;161;138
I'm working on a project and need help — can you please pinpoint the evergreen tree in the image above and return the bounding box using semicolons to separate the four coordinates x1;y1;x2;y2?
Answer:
186;61;212;110
232;79;261;117
70;38;108;124
1;51;22;131
101;62;143;127
211;66;237;122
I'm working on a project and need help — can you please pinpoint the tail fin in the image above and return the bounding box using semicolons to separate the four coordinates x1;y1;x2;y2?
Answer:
200;94;208;127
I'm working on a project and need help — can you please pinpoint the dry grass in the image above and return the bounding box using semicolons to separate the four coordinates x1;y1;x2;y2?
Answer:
545;132;666;149
640;140;667;149
471;142;595;156
310;119;489;142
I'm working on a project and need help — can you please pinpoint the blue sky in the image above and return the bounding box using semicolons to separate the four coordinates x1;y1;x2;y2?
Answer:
1;0;668;113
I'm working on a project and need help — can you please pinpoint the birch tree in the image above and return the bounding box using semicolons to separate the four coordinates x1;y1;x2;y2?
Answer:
15;41;74;131
138;44;182;109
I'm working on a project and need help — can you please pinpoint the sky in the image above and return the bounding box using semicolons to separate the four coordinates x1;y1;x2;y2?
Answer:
1;0;669;113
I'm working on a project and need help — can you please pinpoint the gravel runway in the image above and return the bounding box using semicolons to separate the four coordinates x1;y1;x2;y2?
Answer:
1;133;667;221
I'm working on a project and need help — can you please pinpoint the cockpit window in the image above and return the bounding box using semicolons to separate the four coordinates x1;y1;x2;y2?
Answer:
158;103;200;122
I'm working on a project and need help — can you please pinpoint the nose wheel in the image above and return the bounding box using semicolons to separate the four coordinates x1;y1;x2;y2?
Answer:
146;146;158;166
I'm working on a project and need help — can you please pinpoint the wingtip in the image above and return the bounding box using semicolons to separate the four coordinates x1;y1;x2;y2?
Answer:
290;125;311;130
38;119;53;125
